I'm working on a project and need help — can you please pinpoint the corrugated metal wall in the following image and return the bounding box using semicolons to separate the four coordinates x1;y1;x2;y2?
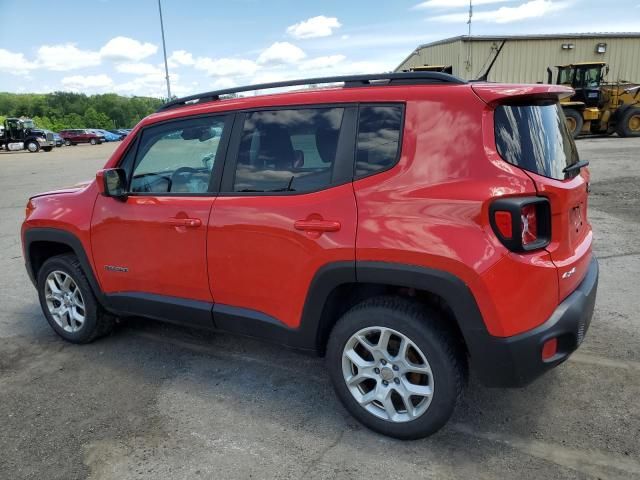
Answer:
397;36;640;84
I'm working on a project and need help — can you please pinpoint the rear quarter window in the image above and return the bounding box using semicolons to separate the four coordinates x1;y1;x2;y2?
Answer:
494;103;579;180
355;104;403;178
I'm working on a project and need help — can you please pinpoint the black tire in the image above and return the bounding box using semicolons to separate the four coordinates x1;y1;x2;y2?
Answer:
563;109;583;139
26;140;40;153
37;254;113;344
64;139;71;146
326;296;465;440
42;147;53;152
90;138;97;145
616;107;640;138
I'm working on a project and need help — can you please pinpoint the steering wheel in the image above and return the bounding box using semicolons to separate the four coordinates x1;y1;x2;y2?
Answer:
171;166;198;184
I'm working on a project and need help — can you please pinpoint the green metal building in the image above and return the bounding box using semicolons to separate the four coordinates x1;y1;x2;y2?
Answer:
395;33;640;83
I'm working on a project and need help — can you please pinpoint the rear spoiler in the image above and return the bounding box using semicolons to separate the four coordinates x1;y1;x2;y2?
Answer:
471;83;574;106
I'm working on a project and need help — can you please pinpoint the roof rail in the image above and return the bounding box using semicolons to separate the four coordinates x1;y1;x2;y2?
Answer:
156;72;466;112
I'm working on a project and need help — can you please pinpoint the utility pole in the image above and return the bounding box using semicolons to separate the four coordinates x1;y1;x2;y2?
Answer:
158;0;172;99
466;0;473;72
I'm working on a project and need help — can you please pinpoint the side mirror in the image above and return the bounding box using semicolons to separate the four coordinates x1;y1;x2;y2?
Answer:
97;168;127;200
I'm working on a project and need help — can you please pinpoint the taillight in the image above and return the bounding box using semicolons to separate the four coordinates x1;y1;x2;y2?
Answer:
490;197;551;252
520;204;537;245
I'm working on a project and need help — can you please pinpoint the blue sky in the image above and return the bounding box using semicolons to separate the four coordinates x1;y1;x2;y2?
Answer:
0;0;638;98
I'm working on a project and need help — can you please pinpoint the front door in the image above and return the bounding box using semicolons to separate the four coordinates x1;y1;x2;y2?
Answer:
207;106;358;330
91;114;232;306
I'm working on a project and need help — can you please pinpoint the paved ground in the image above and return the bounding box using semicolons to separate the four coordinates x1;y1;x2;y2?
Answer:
0;138;639;480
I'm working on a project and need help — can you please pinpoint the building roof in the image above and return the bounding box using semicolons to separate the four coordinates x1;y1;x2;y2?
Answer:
413;32;640;50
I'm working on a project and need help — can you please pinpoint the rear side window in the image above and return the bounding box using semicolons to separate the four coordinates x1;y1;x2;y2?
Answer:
356;105;403;178
233;107;344;193
494;103;579;180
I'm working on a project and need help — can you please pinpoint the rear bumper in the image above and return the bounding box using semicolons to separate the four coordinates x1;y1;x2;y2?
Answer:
473;257;598;387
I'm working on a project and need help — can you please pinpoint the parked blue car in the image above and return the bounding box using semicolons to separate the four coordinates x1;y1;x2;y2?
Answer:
89;129;122;142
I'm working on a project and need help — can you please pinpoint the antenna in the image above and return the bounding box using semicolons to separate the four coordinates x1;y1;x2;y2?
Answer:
466;0;473;72
158;0;172;100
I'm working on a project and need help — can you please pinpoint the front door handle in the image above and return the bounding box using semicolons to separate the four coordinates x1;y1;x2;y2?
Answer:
168;217;202;228
294;219;341;232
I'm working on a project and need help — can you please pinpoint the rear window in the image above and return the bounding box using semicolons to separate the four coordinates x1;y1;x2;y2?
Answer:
494;103;579;180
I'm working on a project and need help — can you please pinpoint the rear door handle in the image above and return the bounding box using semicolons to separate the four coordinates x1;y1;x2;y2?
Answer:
294;219;341;232
168;217;202;228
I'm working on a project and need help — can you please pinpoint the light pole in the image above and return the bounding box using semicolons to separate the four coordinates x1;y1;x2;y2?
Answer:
158;0;172;99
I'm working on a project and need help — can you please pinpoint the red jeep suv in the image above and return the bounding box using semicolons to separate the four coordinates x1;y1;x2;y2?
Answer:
59;129;104;146
22;73;598;439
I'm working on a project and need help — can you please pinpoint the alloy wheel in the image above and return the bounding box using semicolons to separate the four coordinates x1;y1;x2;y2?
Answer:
44;270;86;333
341;326;434;423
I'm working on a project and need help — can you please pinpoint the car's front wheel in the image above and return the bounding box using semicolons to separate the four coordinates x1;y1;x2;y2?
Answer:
37;254;113;343
90;138;97;145
326;297;465;439
64;139;71;146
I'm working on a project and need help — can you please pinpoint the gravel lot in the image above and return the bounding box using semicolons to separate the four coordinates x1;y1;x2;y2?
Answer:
1;138;639;480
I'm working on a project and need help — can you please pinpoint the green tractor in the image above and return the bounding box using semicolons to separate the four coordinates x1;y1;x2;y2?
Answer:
0;118;55;152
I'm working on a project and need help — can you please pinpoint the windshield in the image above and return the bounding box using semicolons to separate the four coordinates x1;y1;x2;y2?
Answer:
576;67;601;88
22;120;35;129
494;103;579;180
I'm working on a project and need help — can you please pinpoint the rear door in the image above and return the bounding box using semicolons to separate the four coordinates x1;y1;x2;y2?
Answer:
207;105;358;330
493;102;592;300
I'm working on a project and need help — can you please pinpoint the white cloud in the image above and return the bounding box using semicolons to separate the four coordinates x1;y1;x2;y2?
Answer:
431;0;570;23
116;62;163;75
210;77;237;90
299;55;346;71
168;49;196;67
414;0;508;8
0;49;38;75
36;44;101;71
100;36;158;62
195;57;259;76
287;15;342;39
61;74;114;91
257;42;306;65
114;72;190;97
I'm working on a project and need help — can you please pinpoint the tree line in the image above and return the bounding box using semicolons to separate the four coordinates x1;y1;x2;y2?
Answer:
0;92;164;131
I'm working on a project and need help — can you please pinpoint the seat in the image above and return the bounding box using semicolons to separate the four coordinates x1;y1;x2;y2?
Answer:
256;125;296;170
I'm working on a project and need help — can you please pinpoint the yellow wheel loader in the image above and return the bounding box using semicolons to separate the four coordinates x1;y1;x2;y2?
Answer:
548;62;640;138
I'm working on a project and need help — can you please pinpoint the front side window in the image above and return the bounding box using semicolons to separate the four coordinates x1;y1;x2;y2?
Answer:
355;105;403;178
130;116;227;194
233;108;344;193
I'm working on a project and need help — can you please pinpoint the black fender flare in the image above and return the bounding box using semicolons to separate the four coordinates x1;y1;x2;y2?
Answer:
23;227;110;308
298;261;492;356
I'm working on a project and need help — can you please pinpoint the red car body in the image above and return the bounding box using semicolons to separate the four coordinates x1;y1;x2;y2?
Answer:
22;78;597;389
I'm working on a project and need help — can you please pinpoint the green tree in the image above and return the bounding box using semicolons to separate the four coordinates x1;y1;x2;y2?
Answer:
0;91;163;130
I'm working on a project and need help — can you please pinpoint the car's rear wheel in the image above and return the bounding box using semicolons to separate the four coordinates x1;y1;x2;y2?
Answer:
64;139;71;146
37;254;113;343
326;297;465;439
90;138;97;145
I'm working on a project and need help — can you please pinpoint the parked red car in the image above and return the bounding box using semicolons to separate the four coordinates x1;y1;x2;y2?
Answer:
59;129;104;146
22;73;597;439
